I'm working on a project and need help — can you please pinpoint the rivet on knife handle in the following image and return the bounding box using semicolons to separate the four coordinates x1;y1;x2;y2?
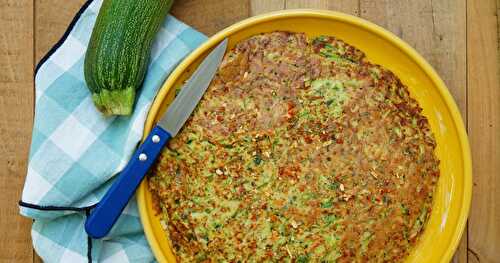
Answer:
85;125;170;238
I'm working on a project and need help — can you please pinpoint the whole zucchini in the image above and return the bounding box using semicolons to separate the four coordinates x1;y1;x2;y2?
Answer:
84;0;173;116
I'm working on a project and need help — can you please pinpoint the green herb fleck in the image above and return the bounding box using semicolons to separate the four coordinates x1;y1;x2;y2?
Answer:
254;154;263;165
297;255;310;263
329;181;340;190
321;199;333;208
401;204;410;216
323;215;338;226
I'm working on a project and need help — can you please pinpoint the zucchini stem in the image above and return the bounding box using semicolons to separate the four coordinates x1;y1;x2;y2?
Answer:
91;87;135;116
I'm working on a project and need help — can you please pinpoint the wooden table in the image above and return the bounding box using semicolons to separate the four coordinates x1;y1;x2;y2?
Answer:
1;0;498;262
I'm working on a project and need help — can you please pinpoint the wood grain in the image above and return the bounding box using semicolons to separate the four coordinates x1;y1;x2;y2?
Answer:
171;0;251;36
285;0;360;16
0;0;34;262
35;0;87;63
467;0;500;262
250;0;285;16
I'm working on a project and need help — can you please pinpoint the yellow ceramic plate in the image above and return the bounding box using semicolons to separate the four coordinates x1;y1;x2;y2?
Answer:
137;10;471;263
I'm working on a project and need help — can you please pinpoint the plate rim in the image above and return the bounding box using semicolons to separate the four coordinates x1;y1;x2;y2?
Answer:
138;9;472;263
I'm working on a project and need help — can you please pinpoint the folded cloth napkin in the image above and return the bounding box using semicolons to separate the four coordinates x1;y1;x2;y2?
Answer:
19;0;206;262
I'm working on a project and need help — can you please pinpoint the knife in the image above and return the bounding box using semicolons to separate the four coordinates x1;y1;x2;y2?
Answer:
85;39;228;239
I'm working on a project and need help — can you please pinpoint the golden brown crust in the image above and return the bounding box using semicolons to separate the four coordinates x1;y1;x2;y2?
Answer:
148;32;439;262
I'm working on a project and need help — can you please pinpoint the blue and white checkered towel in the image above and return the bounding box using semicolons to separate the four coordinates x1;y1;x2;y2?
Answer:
19;0;206;262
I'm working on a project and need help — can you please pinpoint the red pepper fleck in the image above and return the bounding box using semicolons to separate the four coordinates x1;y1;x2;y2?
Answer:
270;215;279;222
286;101;296;118
310;240;322;250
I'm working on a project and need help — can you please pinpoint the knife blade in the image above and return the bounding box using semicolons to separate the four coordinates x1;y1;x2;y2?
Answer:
85;39;228;238
159;39;228;136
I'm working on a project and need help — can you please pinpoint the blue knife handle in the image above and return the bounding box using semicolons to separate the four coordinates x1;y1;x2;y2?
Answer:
85;125;171;238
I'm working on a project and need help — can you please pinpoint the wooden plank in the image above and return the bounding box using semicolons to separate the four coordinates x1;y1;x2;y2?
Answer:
453;232;468;263
33;251;42;263
0;0;35;262
35;0;86;63
286;0;331;8
171;0;251;36
284;0;359;16
285;0;360;16
467;0;500;262
359;1;468;262
250;0;285;16
323;0;360;16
